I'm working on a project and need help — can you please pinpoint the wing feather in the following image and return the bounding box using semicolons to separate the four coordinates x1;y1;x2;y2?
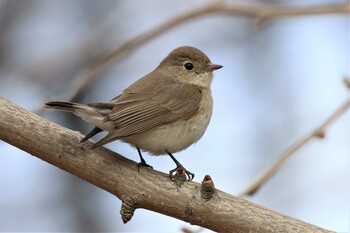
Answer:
93;83;203;147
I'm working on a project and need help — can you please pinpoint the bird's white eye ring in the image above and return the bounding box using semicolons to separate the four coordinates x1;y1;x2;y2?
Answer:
183;62;194;70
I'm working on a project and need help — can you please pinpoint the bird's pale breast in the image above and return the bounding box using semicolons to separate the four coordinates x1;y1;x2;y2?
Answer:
121;88;213;155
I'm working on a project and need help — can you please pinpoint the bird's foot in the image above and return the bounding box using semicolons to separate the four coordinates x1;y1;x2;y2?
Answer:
169;166;194;182
137;158;153;172
137;147;153;171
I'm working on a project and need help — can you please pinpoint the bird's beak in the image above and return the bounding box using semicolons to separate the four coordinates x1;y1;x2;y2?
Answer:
205;64;223;71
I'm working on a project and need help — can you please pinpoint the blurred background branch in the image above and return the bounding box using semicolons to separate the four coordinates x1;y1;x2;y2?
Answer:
47;0;350;106
238;77;350;197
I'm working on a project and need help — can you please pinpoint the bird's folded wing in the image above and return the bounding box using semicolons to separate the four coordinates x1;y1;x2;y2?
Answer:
92;83;202;147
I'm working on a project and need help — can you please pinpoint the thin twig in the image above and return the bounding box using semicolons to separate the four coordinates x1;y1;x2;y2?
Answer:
61;1;349;102
67;1;222;102
238;78;350;197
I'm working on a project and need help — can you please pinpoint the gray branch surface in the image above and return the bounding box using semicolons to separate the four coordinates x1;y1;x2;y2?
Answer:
0;97;334;233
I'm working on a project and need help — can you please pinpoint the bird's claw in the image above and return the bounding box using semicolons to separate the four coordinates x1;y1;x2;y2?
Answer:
169;166;194;182
137;161;153;172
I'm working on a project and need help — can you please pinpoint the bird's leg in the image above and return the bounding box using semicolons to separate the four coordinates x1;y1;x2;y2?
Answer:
166;150;194;181
137;147;153;170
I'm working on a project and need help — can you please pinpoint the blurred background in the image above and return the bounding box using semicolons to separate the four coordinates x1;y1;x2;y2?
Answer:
0;0;349;232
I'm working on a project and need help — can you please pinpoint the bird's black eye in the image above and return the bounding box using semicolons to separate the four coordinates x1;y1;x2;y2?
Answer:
184;62;194;70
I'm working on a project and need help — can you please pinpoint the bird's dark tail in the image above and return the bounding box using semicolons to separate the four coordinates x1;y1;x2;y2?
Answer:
45;101;106;144
45;101;84;112
81;127;103;143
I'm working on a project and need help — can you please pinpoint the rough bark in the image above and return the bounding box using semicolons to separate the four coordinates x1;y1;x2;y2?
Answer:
0;97;334;233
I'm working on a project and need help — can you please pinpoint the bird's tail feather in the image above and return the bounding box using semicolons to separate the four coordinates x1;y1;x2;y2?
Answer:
45;101;86;112
81;127;103;143
45;101;111;136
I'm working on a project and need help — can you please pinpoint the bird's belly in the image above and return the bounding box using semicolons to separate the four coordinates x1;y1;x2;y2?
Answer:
121;113;211;155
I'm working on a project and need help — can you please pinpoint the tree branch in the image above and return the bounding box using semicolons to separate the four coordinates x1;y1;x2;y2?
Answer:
0;97;335;232
238;78;350;197
65;0;350;102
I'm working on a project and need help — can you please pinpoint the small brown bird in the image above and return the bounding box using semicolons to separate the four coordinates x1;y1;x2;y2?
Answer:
46;46;222;180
